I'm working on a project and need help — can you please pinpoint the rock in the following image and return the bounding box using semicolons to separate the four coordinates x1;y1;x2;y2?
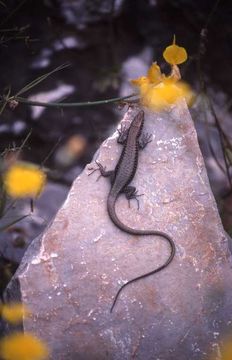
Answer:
4;103;232;359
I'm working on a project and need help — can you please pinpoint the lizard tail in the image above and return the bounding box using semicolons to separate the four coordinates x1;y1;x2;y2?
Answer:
107;194;176;312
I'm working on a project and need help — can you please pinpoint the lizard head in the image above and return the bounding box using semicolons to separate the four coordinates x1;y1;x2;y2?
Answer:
131;110;144;134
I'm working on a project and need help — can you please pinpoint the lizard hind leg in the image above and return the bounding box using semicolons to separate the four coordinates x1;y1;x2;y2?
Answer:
123;185;144;210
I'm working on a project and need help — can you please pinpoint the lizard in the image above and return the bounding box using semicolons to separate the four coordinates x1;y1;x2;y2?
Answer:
88;110;176;312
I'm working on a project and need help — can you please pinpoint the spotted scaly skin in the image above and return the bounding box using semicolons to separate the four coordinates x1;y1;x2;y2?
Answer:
89;110;175;312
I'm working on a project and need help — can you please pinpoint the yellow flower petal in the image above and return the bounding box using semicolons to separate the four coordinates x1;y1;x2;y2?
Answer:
209;337;232;360
131;48;193;111
1;304;29;324
163;43;187;65
219;340;232;360
140;79;194;111
131;76;149;87
147;62;163;85
130;77;141;87
4;163;46;198
0;332;49;360
131;76;150;96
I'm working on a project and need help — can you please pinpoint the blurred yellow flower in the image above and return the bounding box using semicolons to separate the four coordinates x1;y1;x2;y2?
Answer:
0;303;29;324
131;63;163;92
147;62;163;85
131;76;150;97
150;78;193;109
0;332;49;360
131;37;193;111
131;64;194;111
208;337;232;360
163;36;187;65
4;163;46;198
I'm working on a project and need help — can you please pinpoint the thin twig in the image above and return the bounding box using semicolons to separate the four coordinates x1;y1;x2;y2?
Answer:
15;64;70;97
41;137;62;167
9;93;138;108
0;214;29;231
196;0;232;189
0;0;28;26
207;98;232;188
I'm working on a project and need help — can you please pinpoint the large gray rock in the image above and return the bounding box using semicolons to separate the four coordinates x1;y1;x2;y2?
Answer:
5;103;232;359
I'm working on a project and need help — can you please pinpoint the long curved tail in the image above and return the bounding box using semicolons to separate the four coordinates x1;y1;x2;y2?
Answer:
107;194;176;312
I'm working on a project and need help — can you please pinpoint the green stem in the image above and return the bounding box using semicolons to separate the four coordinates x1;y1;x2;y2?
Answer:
10;93;138;108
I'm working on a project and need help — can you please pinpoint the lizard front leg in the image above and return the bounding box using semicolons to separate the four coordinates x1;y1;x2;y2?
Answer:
88;161;114;182
139;132;152;149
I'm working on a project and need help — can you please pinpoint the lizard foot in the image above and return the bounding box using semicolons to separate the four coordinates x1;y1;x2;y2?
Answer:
124;185;144;210
139;132;152;149
88;160;113;180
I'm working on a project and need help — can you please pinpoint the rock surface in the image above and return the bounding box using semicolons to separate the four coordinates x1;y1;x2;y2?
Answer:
5;103;232;359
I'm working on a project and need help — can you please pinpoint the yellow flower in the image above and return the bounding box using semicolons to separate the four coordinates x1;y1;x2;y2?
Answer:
131;63;163;91
163;36;187;65
4;163;46;198
131;63;194;111
220;342;232;360
156;78;193;105
131;38;193;111
131;76;150;97
0;303;30;324
147;62;163;85
208;337;232;360
0;332;49;360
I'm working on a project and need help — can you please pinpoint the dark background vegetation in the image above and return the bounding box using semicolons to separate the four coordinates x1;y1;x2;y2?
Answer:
0;0;232;301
